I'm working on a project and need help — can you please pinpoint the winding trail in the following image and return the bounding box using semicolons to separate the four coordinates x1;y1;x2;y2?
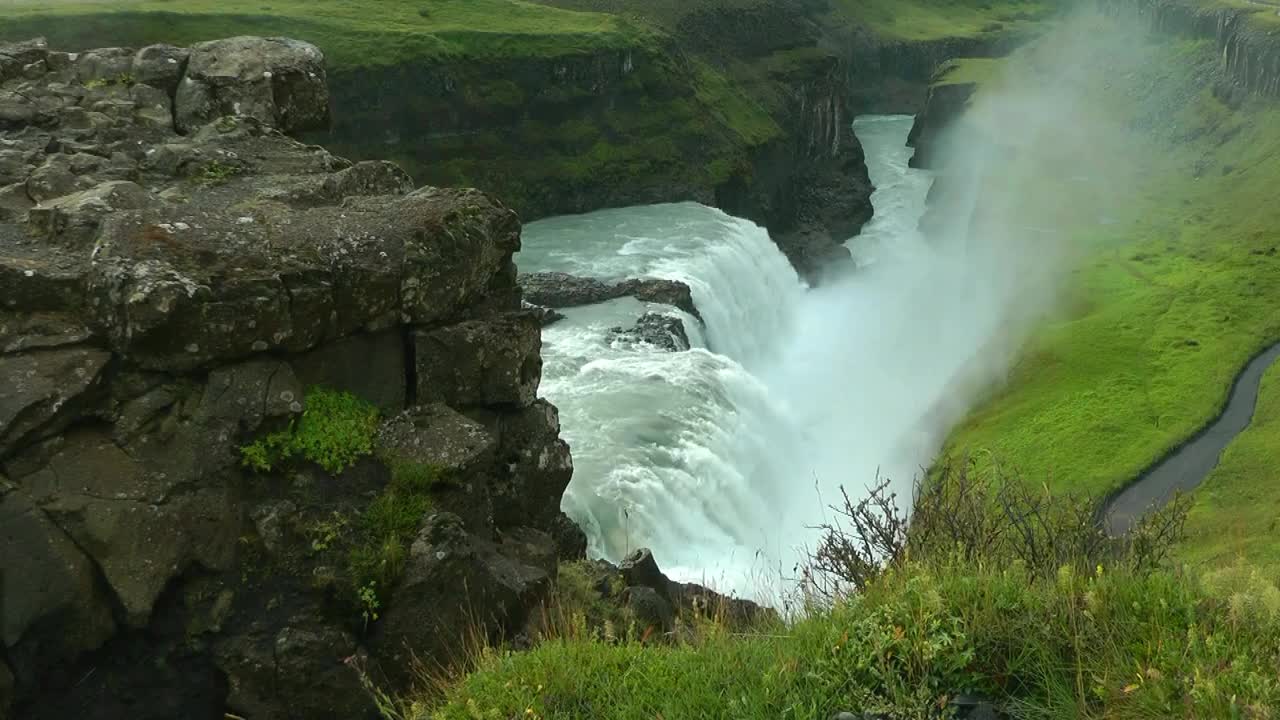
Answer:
1104;342;1280;534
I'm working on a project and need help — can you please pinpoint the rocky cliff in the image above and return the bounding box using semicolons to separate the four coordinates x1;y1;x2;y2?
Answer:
322;24;873;279
0;36;585;720
319;41;761;223
1099;0;1280;99
839;29;1021;114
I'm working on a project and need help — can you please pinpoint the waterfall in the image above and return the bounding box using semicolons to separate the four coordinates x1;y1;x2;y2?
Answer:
520;117;1003;601
522;203;810;591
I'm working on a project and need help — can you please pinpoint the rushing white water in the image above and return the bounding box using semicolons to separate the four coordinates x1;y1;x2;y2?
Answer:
520;115;983;600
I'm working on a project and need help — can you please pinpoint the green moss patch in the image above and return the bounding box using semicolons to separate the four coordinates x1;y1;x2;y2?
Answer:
241;387;379;475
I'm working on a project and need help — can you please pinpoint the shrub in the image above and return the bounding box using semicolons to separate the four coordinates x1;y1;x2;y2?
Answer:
801;457;1190;599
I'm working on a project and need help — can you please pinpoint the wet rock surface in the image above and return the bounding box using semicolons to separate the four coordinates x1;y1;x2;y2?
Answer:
520;270;702;320
907;77;978;170
610;312;691;351
0;36;581;720
562;548;776;640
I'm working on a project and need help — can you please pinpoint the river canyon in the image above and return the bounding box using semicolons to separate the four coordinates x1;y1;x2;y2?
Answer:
522;114;1016;598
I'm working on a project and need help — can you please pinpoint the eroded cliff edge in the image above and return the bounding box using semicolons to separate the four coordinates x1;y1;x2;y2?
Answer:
0;36;585;720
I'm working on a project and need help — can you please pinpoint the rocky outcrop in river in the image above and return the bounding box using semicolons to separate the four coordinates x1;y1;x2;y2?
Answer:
521;271;701;319
0;36;583;719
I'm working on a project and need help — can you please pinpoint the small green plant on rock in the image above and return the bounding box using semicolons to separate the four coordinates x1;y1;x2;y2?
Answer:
309;511;350;552
82;72;134;89
195;159;244;186
214;115;241;133
240;387;379;475
357;581;381;629
344;459;445;626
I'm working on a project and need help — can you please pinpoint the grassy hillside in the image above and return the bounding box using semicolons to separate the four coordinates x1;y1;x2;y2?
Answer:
409;559;1280;719
0;0;650;68
1180;361;1280;568
938;32;1280;553
829;0;1051;41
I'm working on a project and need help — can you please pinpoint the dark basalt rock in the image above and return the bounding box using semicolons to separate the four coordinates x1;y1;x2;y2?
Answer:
374;512;556;687
0;35;586;720
907;77;978;170
615;548;774;629
520;270;702;320
175;36;329;134
609;312;691;352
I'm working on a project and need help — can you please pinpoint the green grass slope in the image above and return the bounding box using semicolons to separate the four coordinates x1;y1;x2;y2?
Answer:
417;561;1280;719
1180;361;1280;568
941;35;1280;518
830;0;1051;41
0;0;648;68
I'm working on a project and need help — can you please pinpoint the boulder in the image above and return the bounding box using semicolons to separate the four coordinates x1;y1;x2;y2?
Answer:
609;312;690;351
129;83;173;129
619;548;671;600
72;47;135;84
0;488;116;682
25;155;92;203
523;301;565;327
215;620;373;720
773;226;855;283
261;160;414;207
413;312;542;408
132;44;188;95
375;513;555;687
0;346;110;457
491;400;573;531
521;271;701;319
175;36;329;134
613;548;774;629
0;150;33;186
0;251;87;314
0;184;32;223
18;430;239;627
375;404;498;530
615;278;700;319
0;39;48;85
624;585;675;635
27;180;152;245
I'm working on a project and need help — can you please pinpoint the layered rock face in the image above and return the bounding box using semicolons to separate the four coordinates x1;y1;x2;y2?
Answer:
0;36;581;719
1100;0;1280;99
906;78;978;170
322;0;875;281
